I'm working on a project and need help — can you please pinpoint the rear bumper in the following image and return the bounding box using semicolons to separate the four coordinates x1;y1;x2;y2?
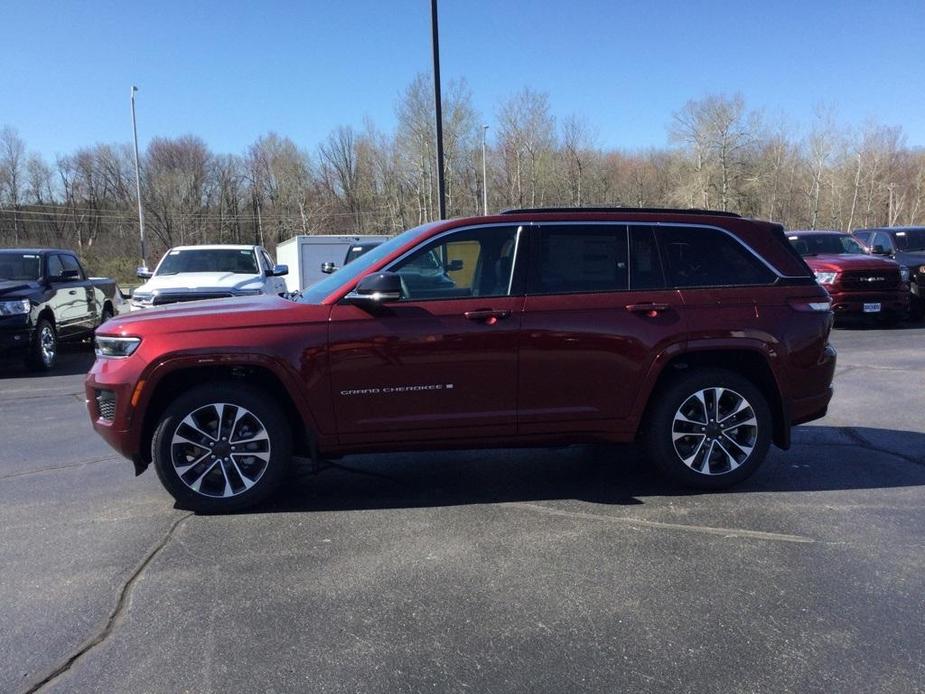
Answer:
789;342;836;428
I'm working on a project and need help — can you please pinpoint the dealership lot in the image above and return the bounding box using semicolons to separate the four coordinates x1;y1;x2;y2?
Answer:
1;326;923;693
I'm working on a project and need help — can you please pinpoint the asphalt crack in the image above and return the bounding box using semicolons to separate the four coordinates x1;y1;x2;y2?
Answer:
506;501;815;544
22;512;194;693
0;456;120;482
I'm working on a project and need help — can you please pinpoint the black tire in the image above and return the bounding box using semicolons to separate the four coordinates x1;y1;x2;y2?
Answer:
26;318;58;372
643;368;772;490
151;382;292;513
98;304;114;328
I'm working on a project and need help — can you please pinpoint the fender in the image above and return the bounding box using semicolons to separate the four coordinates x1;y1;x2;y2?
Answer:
630;337;787;440
124;348;324;454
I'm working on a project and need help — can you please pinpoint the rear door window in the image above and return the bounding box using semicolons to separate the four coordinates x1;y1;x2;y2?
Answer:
528;224;628;294
658;226;776;288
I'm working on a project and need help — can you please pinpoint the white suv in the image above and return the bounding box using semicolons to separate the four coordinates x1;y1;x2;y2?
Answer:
131;245;288;310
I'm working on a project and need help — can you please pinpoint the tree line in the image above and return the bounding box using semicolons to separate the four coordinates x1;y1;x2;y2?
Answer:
2;75;923;281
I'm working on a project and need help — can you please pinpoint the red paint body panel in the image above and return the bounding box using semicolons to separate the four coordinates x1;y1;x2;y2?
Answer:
85;211;837;467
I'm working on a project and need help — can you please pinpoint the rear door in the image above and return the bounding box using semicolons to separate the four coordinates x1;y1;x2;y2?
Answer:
328;224;525;442
518;223;684;434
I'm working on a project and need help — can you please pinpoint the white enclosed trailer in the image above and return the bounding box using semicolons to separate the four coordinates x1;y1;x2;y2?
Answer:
275;235;390;292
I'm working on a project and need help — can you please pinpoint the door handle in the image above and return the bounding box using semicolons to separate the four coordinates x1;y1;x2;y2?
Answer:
626;303;671;317
464;309;512;324
68;289;78;295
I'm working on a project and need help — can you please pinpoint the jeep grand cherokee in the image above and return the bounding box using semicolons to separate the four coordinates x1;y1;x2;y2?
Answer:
86;208;836;512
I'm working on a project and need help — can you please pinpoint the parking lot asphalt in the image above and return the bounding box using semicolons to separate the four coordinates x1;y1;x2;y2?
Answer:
1;326;923;694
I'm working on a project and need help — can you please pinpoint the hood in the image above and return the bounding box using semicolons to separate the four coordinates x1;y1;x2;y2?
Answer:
894;250;925;267
100;294;329;337
0;280;42;299
803;254;899;273
136;272;264;294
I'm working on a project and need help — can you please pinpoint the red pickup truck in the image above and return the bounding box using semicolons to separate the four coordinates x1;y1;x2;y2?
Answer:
787;230;910;324
86;208;836;512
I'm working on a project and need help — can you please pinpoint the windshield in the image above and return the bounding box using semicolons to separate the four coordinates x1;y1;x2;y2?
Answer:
299;224;439;304
893;229;925;252
155;248;258;276
788;233;865;256
0;252;42;281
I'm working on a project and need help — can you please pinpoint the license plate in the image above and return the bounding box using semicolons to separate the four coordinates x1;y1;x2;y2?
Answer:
863;303;881;313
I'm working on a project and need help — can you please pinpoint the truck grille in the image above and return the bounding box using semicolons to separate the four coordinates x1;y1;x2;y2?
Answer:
152;292;234;305
95;389;117;421
839;270;900;290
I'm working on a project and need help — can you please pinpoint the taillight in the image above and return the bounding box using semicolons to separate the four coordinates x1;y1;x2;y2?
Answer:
788;298;832;313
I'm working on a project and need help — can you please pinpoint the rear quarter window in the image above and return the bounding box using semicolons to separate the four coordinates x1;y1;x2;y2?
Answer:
659;226;776;288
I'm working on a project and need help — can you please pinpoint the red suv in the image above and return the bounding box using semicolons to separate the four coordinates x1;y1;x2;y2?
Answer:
787;229;910;324
86;209;836;512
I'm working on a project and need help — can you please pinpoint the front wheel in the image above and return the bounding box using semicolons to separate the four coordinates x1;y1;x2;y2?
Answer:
26;319;58;371
644;369;772;490
151;383;292;512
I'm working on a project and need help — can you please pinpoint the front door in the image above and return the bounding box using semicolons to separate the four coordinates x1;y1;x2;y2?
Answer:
328;224;524;443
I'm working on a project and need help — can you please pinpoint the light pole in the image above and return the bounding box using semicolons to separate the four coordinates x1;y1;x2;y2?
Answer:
130;86;147;272
481;125;489;215
430;0;446;219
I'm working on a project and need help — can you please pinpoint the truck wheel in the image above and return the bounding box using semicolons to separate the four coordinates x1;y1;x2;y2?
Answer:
644;369;772;490
26;319;58;371
151;383;292;513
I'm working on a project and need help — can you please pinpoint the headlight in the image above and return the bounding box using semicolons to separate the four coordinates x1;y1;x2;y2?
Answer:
814;271;838;286
0;299;30;316
899;266;910;283
131;292;153;307
95;336;141;358
234;288;263;296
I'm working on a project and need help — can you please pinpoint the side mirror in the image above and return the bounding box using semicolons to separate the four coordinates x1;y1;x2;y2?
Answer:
321;261;338;274
270;264;288;277
344;272;403;304
446;259;464;272
61;269;80;280
871;245;890;256
136;267;154;280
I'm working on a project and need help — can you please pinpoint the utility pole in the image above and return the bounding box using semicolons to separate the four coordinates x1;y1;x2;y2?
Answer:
481;125;489;215
130;86;148;271
430;0;446;219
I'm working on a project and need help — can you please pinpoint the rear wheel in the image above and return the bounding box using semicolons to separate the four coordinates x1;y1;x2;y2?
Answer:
644;369;772;489
152;383;292;512
26;319;58;372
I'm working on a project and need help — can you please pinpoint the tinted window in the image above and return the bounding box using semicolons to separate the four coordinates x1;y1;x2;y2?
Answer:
893;229;925;252
872;232;894;253
788;233;865;256
47;255;64;279
852;231;873;246
629;226;666;290
529;225;628;294
390;226;518;300
156;248;258;275
60;254;84;279
659;226;776;287
0;252;42;281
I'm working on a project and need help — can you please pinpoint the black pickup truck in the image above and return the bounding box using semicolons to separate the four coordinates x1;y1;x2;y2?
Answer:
0;249;122;371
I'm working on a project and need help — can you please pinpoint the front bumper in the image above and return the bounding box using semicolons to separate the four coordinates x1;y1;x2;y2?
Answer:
828;288;910;316
0;315;33;358
85;356;145;464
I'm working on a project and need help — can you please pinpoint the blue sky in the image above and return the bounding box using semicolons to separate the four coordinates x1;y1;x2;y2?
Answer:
3;0;923;159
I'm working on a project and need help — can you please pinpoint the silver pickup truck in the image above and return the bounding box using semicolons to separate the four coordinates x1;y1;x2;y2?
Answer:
0;248;123;371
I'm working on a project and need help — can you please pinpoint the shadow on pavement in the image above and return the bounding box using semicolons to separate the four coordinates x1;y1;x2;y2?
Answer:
243;425;925;515
0;345;94;379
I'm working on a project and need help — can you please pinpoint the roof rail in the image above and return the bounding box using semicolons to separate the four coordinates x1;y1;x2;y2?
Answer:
499;206;741;218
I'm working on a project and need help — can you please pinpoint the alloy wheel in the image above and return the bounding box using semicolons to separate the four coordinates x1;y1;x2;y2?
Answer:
170;402;271;498
671;387;758;475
